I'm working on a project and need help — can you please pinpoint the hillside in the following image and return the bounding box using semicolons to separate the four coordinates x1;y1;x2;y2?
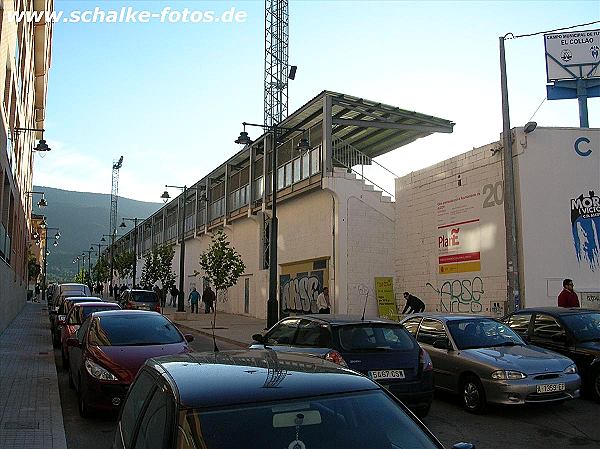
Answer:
33;186;162;281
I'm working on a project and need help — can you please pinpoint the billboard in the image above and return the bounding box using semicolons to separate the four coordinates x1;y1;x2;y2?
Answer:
544;29;600;81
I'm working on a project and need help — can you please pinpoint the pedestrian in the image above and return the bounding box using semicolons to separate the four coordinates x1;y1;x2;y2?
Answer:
402;291;425;314
189;287;200;313
34;284;41;303
170;285;179;307
317;287;331;314
202;285;216;314
558;279;580;308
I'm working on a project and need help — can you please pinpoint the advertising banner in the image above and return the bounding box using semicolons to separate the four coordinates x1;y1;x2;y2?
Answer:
374;277;398;320
544;29;600;81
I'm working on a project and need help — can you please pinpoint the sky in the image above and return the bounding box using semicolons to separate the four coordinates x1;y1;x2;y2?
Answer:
34;0;600;202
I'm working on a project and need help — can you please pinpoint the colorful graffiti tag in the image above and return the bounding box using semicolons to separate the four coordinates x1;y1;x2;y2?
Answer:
571;190;600;271
426;277;484;313
280;272;323;314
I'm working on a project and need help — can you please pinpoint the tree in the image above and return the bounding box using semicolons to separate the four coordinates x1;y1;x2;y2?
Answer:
196;230;245;317
140;245;176;294
92;256;110;284
114;250;135;282
28;253;41;282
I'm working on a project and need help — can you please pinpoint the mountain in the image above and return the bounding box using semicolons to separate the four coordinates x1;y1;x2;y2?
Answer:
33;186;162;282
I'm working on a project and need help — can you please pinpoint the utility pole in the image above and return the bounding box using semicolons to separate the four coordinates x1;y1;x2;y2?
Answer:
109;156;123;294
499;35;521;313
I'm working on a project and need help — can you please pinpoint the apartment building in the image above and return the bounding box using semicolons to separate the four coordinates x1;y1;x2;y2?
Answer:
0;0;53;333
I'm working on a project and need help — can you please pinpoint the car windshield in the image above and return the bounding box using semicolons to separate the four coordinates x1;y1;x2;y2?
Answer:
131;291;158;303
448;319;525;350
179;390;440;449
73;305;120;324
561;313;600;342
337;324;415;352
88;314;183;346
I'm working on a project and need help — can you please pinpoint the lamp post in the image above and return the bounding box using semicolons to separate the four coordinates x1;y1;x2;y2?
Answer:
235;122;310;328
119;217;140;288
83;249;94;288
39;220;60;302
90;243;107;294
26;190;48;208
161;185;206;313
73;257;80;278
101;233;117;295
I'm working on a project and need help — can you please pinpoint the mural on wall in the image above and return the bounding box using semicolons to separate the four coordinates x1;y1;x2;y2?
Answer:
571;190;600;271
280;258;328;315
426;277;484;313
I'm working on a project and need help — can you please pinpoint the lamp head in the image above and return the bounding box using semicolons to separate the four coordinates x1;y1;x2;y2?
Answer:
54;231;60;239
297;137;311;152
235;131;252;146
161;190;171;203
524;121;537;134
119;221;127;228
53;240;58;247
37;197;48;208
101;237;106;242
34;139;51;152
40;219;47;229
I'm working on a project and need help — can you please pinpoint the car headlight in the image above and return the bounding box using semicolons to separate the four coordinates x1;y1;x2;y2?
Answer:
563;363;577;374
491;370;527;380
85;358;118;381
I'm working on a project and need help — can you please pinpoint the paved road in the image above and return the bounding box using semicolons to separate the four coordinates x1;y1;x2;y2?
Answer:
55;325;239;449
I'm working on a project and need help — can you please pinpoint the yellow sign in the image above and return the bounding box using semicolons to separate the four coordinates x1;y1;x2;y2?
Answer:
374;277;398;321
439;261;481;274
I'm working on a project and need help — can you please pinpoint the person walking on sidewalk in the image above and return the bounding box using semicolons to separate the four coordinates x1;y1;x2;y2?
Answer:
34;284;41;303
203;285;216;314
189;287;200;313
558;279;580;308
402;291;425;314
170;285;179;307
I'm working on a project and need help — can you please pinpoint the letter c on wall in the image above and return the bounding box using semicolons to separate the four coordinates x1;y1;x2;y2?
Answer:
574;137;592;157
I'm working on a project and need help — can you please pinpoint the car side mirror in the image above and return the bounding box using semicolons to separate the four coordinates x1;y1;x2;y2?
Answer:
252;333;264;343
551;333;567;343
184;334;194;342
66;338;81;348
433;339;452;350
452;443;475;449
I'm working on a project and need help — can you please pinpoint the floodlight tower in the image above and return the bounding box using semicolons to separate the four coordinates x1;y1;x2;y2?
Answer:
109;156;123;291
264;0;290;127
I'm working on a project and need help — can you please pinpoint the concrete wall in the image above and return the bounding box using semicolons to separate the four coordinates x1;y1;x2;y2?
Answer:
395;142;507;316
0;262;26;334
513;127;600;308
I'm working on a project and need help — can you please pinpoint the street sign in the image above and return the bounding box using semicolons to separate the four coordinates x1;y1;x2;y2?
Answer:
544;29;600;82
547;82;600;100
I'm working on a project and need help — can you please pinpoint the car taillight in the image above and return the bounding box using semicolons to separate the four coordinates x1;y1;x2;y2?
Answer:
324;350;348;367
420;348;433;372
154;303;161;313
125;301;133;309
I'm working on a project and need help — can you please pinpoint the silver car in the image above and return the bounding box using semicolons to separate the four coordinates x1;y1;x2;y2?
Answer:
400;314;581;413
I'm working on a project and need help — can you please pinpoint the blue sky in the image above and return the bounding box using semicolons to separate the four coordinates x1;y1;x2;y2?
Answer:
35;0;600;202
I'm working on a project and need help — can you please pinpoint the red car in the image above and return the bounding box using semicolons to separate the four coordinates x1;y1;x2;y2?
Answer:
60;301;121;368
67;310;193;417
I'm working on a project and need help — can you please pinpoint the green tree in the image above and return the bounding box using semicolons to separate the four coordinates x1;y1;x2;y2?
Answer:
114;250;135;281
140;245;176;294
196;230;245;318
28;253;41;282
92;256;110;284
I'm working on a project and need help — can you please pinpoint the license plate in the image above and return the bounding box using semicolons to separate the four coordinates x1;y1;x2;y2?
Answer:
368;370;405;380
536;383;565;394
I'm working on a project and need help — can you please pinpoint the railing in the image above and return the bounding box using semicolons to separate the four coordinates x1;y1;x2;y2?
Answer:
332;137;398;200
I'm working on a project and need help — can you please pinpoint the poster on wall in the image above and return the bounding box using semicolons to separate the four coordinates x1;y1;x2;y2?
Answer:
570;190;600;271
436;191;481;275
280;258;328;316
374;277;398;320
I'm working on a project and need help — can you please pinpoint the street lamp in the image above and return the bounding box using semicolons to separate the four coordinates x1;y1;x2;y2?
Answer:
101;233;117;295
26;190;48;208
90;243;107;293
161;185;207;312
39;223;59;301
73;257;80;277
13;127;51;152
235;121;310;327
82;249;94;288
120;217;140;288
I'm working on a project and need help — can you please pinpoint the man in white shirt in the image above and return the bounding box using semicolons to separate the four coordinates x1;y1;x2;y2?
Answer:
317;287;330;314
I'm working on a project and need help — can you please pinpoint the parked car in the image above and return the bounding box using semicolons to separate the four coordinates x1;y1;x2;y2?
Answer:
67;310;193;417
113;350;474;449
502;307;600;400
400;313;580;413
249;315;434;417
60;301;121;367
52;296;102;346
50;283;91;309
119;289;161;312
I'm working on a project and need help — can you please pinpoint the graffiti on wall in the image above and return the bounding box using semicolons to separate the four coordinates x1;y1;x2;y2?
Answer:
426;277;484;313
280;272;323;314
571;191;600;271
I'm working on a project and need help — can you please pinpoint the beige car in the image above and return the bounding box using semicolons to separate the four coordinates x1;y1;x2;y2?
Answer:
401;314;581;413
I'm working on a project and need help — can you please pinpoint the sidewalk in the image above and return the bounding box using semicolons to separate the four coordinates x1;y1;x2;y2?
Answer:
0;302;67;449
162;306;267;347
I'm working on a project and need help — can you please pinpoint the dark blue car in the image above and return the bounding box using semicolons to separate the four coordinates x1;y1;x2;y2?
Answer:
250;314;434;417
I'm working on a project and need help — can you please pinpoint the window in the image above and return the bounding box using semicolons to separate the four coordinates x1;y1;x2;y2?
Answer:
402;318;422;336
120;372;156;448
416;319;447;346
89;314;183;346
447;319;524;350
285;161;293;186
77;318;91;344
277;166;285;190
295;320;332;347
293;158;301;183
561;312;600;342
310;147;320;175
533;314;564;340
266;318;300;345
133;386;174;449
505;313;532;337
301;152;310;180
337;324;415;351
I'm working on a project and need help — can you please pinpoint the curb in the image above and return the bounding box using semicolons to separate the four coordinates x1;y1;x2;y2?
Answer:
174;322;249;348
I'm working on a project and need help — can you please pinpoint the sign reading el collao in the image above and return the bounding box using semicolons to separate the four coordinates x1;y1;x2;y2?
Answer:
544;29;600;82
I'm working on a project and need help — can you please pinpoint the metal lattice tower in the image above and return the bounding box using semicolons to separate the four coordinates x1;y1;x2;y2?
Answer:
109;156;123;239
264;0;289;127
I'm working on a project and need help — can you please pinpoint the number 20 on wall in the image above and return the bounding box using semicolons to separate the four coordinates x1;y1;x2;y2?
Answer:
482;182;504;208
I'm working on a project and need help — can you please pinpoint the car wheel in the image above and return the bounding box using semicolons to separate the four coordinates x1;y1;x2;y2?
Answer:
461;376;486;413
591;367;600;402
